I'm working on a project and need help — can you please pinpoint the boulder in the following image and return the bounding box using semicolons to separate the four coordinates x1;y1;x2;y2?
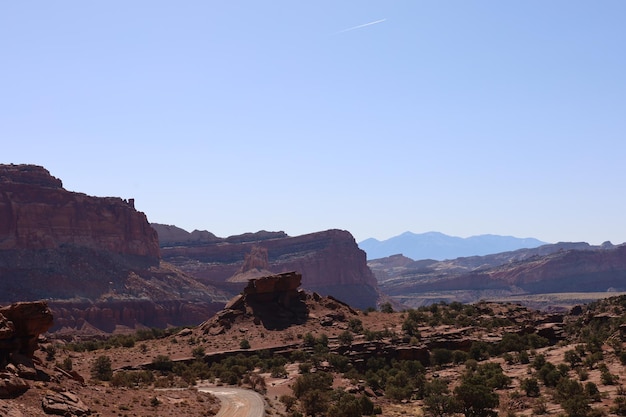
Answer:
0;374;29;398
0;301;53;357
42;391;90;416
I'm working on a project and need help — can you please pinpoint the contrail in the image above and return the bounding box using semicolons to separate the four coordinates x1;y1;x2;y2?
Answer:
335;18;386;34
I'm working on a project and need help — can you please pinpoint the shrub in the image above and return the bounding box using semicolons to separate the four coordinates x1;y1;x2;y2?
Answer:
91;356;113;381
538;362;561;387
111;370;155;388
517;350;530;364
380;302;394;313
565;349;583;367
430;348;453;366
555;377;591;417
338;331;354;347
192;346;205;359
614;396;626;416
424;378;459;417
532;354;546;370
520;377;540;397
280;395;297;412
348;318;363;333
476;362;511;389
59;357;73;371
454;374;499;417
240;339;251;350
585;382;601;402
270;365;288;378
151;355;174;372
453;350;469;364
292;371;333;398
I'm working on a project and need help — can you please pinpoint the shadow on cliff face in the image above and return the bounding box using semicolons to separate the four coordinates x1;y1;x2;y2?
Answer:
237;272;309;330
246;290;309;330
200;272;312;334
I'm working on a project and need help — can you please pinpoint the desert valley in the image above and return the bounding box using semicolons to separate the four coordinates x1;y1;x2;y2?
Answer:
3;164;626;417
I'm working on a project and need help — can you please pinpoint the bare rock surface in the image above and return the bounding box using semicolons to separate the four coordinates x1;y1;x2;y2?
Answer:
0;164;159;258
155;225;380;309
41;391;91;416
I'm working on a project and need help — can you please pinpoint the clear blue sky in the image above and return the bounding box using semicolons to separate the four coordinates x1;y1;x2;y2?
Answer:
2;2;625;245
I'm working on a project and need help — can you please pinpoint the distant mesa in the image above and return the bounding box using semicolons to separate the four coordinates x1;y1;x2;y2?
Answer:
371;240;626;309
359;231;547;261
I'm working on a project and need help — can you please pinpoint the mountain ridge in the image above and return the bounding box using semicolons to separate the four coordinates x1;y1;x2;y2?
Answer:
359;231;547;260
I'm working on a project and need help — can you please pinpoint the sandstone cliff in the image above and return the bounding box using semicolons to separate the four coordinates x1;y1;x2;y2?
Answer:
0;165;227;332
153;225;380;310
0;164;159;259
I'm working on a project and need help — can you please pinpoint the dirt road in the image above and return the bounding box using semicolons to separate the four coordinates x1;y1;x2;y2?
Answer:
198;387;265;417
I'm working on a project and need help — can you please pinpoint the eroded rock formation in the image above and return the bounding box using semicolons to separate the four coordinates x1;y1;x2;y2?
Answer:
0;164;159;259
0;165;227;332
154;225;380;309
0;301;53;399
0;302;53;359
201;272;309;332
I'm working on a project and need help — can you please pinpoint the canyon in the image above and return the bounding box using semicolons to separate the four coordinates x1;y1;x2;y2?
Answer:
0;164;379;333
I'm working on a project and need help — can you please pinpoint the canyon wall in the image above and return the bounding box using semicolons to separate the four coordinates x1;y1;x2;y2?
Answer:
0;164;159;259
0;165;226;332
154;225;380;310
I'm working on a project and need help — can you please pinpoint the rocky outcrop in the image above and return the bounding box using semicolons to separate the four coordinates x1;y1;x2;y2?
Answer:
0;301;53;359
201;272;308;331
156;227;380;309
0;301;53;399
0;165;228;332
0;164;159;259
42;391;91;416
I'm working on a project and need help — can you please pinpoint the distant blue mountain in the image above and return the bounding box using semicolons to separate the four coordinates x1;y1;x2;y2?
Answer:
358;231;547;261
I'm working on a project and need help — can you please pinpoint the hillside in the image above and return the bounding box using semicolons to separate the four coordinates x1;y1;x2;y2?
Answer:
5;276;626;416
359;231;546;260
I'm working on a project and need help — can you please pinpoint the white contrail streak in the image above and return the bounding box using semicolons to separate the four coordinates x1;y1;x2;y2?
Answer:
335;18;386;34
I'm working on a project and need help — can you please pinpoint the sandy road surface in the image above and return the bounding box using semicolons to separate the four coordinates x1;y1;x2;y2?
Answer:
198;387;265;417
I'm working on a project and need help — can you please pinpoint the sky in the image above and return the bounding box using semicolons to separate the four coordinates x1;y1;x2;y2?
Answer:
2;2;625;245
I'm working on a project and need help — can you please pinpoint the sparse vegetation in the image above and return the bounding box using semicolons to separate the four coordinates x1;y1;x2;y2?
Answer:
21;293;626;417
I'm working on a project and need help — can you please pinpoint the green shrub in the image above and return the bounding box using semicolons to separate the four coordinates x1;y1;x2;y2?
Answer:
520;377;540;397
151;355;174;372
91;356;113;381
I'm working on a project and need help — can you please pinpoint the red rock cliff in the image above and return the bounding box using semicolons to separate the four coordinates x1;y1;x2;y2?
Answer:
0;165;228;332
154;226;380;309
0;164;159;259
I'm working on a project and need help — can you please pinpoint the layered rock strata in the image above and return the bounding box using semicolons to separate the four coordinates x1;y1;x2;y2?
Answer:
0;164;159;259
154;225;380;309
0;165;227;332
